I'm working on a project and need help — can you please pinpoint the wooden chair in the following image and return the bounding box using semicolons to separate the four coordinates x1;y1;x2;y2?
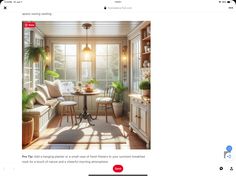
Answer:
95;86;116;122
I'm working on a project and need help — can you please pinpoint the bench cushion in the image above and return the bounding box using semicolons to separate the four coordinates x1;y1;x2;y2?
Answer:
25;104;49;116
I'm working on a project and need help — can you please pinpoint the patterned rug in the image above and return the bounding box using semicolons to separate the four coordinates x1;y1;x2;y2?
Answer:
48;116;127;144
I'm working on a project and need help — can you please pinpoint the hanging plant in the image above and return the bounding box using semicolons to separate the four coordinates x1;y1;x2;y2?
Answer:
25;46;46;63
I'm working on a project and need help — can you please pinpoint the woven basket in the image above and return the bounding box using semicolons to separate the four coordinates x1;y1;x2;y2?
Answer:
22;116;34;146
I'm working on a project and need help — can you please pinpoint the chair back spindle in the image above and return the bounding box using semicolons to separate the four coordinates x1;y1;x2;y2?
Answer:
104;86;115;100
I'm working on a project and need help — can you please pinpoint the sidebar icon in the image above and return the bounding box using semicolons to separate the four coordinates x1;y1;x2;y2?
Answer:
224;145;233;160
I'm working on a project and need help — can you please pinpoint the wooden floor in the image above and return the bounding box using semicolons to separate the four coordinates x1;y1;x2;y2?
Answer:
24;114;147;150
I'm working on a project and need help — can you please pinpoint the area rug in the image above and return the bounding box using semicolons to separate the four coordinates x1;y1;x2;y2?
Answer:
48;116;127;144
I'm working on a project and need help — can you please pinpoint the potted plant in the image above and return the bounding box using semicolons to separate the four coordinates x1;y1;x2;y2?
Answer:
22;89;37;146
139;80;151;97
25;46;47;63
112;81;127;117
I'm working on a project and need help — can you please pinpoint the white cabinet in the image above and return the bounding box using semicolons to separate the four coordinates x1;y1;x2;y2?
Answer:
129;94;150;148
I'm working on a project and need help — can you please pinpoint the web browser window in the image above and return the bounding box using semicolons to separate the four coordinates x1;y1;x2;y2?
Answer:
0;0;235;177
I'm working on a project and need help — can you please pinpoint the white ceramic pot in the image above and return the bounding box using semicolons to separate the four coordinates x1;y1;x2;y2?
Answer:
112;102;123;118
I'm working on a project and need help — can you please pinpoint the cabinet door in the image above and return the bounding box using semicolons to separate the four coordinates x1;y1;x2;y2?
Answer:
131;102;139;127
139;106;148;135
130;35;141;93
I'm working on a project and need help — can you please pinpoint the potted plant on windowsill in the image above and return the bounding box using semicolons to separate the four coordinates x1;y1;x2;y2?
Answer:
22;89;37;146
139;80;151;97
25;46;47;63
112;81;128;117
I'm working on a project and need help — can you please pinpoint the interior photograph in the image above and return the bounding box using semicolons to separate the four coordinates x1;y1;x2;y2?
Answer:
22;21;151;150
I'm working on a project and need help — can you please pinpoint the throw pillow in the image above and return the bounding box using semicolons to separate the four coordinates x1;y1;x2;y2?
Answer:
35;90;47;105
45;80;63;98
36;84;51;99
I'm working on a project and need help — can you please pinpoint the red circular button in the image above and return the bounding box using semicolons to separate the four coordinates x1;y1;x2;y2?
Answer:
113;165;123;173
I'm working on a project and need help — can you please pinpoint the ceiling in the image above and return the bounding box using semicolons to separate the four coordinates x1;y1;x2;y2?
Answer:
36;21;142;37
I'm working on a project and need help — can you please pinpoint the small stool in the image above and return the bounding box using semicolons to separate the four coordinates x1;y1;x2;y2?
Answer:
59;101;77;127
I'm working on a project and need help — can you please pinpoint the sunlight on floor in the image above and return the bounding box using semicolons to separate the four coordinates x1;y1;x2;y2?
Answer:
24;115;147;150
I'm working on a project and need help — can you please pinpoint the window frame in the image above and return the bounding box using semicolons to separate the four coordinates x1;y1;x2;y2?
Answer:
50;38;123;89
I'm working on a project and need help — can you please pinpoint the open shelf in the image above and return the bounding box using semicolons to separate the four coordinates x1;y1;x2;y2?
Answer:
142;51;151;55
142;35;151;41
141;23;151;68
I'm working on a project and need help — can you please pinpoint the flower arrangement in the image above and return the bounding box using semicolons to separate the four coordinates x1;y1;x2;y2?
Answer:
84;79;98;92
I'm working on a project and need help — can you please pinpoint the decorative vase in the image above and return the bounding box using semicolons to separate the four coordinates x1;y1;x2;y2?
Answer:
143;60;148;67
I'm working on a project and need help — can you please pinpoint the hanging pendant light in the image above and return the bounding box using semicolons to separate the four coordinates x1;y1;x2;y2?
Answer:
82;23;92;60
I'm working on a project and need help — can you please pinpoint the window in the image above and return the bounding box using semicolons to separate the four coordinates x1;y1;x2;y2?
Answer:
51;42;120;90
96;44;120;90
53;44;77;82
23;29;32;89
33;35;43;88
131;35;141;93
23;29;43;90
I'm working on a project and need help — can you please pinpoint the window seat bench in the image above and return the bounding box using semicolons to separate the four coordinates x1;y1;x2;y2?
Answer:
24;98;62;138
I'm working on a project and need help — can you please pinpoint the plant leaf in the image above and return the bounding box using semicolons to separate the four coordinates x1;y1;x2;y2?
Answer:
45;69;60;78
22;89;37;112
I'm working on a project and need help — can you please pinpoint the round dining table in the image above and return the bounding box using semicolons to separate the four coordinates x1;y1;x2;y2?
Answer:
72;89;101;126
